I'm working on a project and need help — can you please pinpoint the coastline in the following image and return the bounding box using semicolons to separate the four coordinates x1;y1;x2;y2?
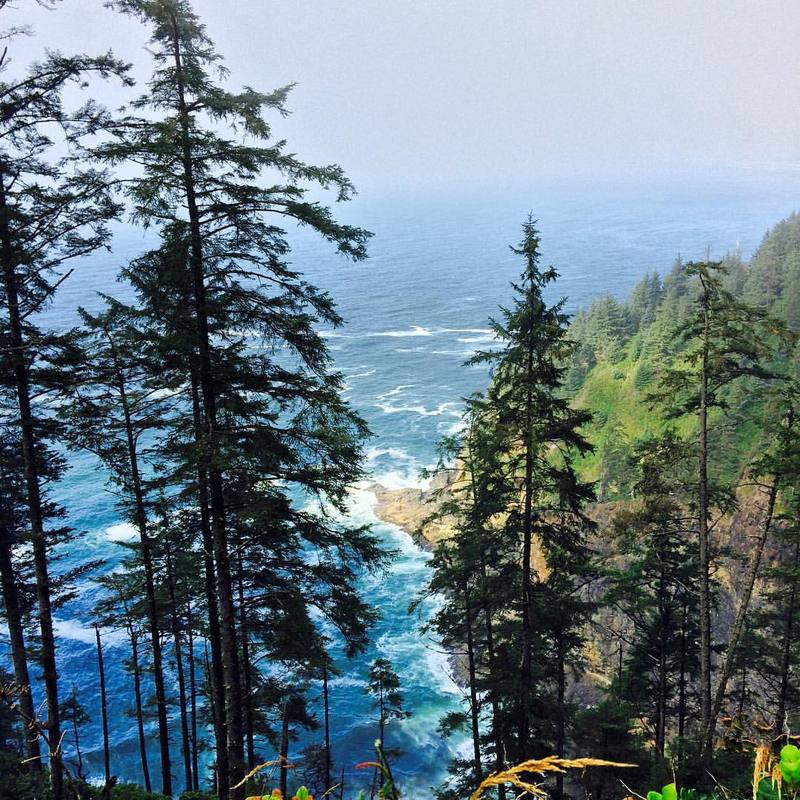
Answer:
369;471;457;550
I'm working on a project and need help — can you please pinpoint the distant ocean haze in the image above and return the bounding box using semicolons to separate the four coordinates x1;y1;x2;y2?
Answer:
33;167;799;794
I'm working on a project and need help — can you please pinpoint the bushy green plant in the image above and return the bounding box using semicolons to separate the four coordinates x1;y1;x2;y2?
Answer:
179;791;217;800
111;783;169;800
0;750;52;800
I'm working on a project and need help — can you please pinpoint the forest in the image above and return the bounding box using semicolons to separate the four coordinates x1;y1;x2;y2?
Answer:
2;1;800;800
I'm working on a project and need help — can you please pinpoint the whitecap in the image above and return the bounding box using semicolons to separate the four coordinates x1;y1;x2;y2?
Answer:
375;384;416;401
104;522;138;542
372;468;430;491
456;333;496;344
374;400;461;418
365;446;417;464
53;618;127;647
372;326;433;338
345;368;377;380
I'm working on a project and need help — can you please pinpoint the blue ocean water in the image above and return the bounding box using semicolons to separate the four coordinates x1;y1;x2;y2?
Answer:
28;167;799;796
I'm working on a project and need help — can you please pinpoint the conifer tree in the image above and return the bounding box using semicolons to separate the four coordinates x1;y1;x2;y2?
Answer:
59;687;90;782
0;426;40;766
655;259;775;753
605;433;700;759
469;216;594;765
419;403;517;799
61;299;175;794
95;2;382;794
367;658;409;751
0;18;129;794
94;570;153;792
709;372;798;732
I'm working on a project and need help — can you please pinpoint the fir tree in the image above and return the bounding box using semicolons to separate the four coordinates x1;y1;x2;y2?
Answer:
96;2;383;794
0;10;129;796
605;433;700;759
469;215;594;768
366;658;409;752
654;258;775;753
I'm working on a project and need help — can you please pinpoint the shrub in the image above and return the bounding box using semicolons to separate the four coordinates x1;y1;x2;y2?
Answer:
111;784;170;800
0;750;52;800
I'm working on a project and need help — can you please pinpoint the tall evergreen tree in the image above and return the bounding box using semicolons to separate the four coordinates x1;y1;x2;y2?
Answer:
0;18;128;794
469;216;594;769
62;299;176;794
366;658;409;752
95;2;383;794
605;433;700;760
655;258;775;754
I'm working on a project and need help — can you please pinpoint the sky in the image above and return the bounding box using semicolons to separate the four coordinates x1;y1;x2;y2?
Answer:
10;0;800;191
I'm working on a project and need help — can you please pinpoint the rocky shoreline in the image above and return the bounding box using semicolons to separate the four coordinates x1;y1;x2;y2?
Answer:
369;471;457;550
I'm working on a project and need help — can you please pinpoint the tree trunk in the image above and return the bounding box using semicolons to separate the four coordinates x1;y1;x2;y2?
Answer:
187;608;200;791
480;557;506;800
463;578;483;782
698;279;713;755
519;334;535;759
656;565;668;757
709;477;778;735
279;703;290;800
0;517;40;766
111;346;172;796
95;625;111;792
191;364;229;796
72;717;84;780
323;663;332;794
130;630;152;793
236;542;255;770
678;598;688;739
169;19;244;795
0;170;62;800
775;539;800;734
555;631;566;799
165;544;193;792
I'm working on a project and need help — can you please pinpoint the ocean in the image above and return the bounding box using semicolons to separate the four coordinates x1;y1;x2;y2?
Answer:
27;166;800;796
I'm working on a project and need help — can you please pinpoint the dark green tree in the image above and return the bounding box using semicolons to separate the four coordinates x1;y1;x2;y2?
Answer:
59;687;90;782
605;433;700;759
469;216;595;769
62;299;176;794
0;10;129;797
95;2;383;795
367;658;410;752
654;258;776;752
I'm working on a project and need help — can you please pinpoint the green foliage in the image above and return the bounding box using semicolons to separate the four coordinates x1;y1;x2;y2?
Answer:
178;792;217;800
782;745;800;786
110;785;170;800
0;750;52;800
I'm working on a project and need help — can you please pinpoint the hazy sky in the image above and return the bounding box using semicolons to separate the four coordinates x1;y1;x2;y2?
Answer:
11;0;800;190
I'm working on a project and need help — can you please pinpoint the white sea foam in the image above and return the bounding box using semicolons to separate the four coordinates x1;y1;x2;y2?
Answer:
373;468;430;491
374;400;461;418
104;522;138;542
375;384;416;400
439;418;468;436
365;445;417;464
372;326;433;338
54;618;127;647
345;368;377;380
456;333;496;344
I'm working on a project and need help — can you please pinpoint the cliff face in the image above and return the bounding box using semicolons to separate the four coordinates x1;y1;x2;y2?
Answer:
371;474;779;702
370;471;456;550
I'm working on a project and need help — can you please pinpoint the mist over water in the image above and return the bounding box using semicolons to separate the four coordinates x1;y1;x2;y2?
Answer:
28;168;799;794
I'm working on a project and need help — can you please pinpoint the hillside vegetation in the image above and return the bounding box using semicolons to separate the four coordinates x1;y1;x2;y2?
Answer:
567;212;800;496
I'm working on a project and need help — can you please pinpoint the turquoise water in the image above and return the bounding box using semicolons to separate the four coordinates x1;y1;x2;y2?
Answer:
26;168;800;795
